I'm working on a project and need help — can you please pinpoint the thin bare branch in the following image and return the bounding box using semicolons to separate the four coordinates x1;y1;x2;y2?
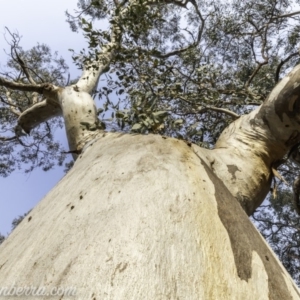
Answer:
13;49;36;85
190;0;205;43
4;27;37;86
0;94;20;110
199;106;240;119
177;94;240;119
246;102;262;106
270;11;300;21
293;175;300;215
0;135;17;141
0;76;51;93
261;23;270;62
275;52;299;83
0;91;21;116
245;61;268;88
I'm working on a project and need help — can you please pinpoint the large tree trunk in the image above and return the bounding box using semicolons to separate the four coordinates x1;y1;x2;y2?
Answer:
0;133;299;299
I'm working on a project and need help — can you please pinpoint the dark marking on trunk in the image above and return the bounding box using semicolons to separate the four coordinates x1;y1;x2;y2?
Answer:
0;260;7;270
56;260;74;287
200;159;298;299
227;165;240;180
251;113;271;130
111;262;128;286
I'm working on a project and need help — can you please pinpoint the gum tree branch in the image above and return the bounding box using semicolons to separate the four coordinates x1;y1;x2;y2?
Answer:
0;93;21;116
0;135;16;141
270;11;300;21
0;78;63;134
1;91;21;116
198;106;240;119
13;49;36;85
245;61;268;88
275;52;299;83
77;0;198;93
177;95;240;119
0;76;51;93
18;99;62;134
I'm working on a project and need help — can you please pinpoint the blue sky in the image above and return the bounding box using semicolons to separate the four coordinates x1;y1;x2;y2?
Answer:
0;0;87;235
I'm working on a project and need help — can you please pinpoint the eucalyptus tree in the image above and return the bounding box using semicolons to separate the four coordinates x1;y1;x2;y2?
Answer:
1;0;300;298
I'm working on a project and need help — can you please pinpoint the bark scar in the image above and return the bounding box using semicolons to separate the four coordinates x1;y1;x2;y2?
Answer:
110;262;128;286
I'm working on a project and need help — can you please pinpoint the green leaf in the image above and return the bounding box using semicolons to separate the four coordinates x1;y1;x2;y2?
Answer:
174;119;184;125
152;111;169;118
97;108;104;115
131;123;142;131
116;111;125;118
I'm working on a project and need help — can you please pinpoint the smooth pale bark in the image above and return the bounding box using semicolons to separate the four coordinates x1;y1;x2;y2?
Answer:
210;65;300;215
58;87;99;154
0;133;299;299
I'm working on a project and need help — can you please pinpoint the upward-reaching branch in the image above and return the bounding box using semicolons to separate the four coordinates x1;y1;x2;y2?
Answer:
275;52;299;83
77;0;204;93
76;1;129;93
13;49;36;85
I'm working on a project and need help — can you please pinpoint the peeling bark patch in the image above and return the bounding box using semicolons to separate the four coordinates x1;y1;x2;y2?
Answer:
200;159;297;299
227;165;240;180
